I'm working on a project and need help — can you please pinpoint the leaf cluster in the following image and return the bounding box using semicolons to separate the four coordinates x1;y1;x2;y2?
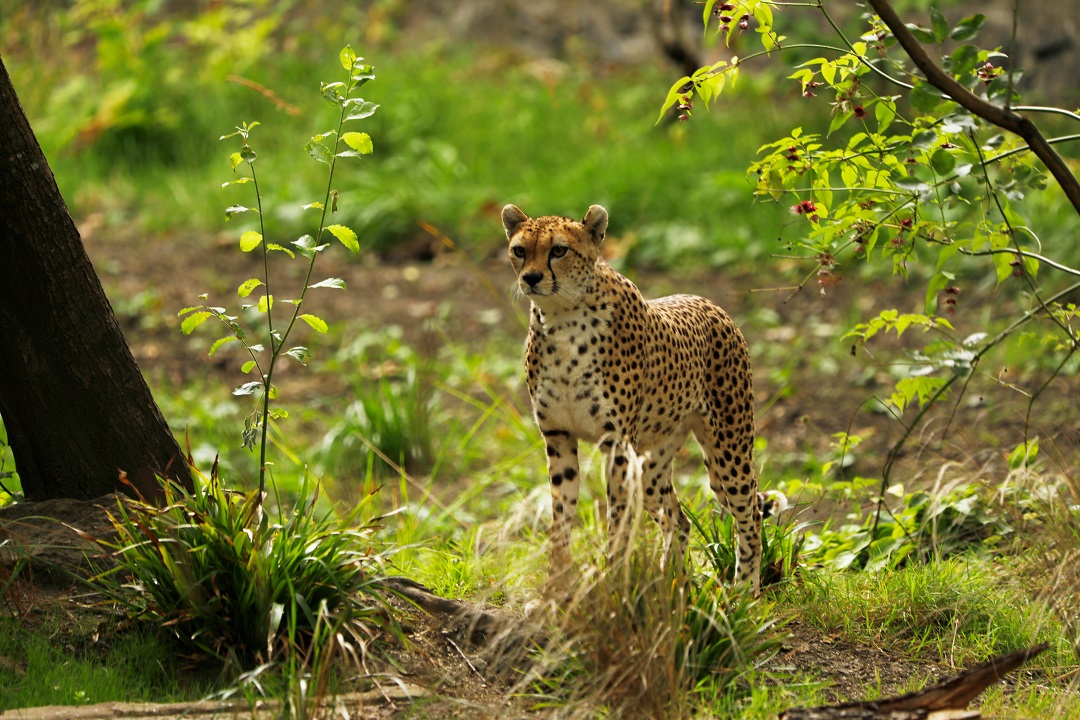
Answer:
797;480;1019;572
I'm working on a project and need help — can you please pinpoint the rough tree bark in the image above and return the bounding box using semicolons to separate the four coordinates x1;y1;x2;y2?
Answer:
0;54;191;502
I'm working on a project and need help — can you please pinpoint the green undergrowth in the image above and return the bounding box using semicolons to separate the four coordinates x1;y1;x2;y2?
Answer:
785;559;1072;667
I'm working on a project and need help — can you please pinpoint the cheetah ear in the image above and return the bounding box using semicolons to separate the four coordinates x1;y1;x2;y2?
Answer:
501;204;530;238
582;204;608;244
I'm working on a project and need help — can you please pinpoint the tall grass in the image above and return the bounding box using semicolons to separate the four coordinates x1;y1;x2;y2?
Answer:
521;550;784;718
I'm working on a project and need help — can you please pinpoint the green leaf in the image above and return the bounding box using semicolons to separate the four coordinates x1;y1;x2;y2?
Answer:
701;0;716;33
350;66;375;87
285;346;311;365
241;360;257;374
930;147;956;176
948;44;980;79
993;249;1014;286
208;336;237;357
306;139;333;165
266;243;296;258
309;277;346;290
906;24;936;44
298;314;328;333
326;224;359;253
910;80;947;114
181;311;212;335
657;75;691;124
911;130;938;150
224;205;251;220
344;99;379;122
233;381;264;397
240;231;263;252
930;8;948;43
302;202;324;211
950;13;986;41
896;176;931;194
293;234;329;258
340;131;373;154
257;295;273;313
875;98;896;134
229;152;243;170
321;81;347;107
827;108;853;137
237;278;262;298
820;62;836;86
1008;438;1039;469
339;46;357;71
924;271;953;315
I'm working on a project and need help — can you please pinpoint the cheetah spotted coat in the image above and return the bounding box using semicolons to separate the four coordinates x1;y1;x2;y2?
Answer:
503;204;763;594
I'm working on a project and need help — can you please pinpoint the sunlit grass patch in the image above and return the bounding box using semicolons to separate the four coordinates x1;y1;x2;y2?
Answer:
782;559;1069;669
0;619;206;710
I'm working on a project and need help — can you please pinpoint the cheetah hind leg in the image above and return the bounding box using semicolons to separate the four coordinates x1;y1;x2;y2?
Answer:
693;416;763;597
639;448;692;573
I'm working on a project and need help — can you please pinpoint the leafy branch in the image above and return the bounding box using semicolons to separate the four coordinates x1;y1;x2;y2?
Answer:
661;0;1080;525
179;46;377;499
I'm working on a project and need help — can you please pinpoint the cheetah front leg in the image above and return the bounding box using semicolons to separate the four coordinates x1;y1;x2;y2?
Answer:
603;438;644;565
640;451;692;571
541;429;581;589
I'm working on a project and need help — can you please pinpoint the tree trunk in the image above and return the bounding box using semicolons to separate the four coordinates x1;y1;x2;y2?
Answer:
0;54;190;502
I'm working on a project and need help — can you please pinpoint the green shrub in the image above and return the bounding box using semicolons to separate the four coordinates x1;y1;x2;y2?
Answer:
87;468;395;672
798;481;1016;571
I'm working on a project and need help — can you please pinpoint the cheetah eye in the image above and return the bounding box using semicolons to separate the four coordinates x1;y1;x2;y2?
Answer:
511;246;526;258
550;245;569;258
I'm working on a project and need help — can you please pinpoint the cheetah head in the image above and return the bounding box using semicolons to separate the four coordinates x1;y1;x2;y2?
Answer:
502;204;608;307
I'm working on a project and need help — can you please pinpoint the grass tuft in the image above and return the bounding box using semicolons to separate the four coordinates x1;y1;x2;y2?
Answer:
88;465;398;674
521;542;785;718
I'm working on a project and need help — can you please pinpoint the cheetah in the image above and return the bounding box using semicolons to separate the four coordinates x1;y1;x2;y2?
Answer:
504;203;763;595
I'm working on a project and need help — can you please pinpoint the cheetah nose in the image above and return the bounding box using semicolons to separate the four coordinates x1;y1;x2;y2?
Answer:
521;271;544;288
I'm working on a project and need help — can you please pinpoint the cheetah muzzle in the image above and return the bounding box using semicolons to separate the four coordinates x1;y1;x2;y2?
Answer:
504;203;764;596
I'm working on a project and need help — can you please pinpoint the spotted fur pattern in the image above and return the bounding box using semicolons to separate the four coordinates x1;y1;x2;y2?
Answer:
504;204;763;594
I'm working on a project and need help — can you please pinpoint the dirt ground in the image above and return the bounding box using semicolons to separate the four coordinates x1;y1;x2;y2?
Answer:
81;214;1080;484
4;218;1070;716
